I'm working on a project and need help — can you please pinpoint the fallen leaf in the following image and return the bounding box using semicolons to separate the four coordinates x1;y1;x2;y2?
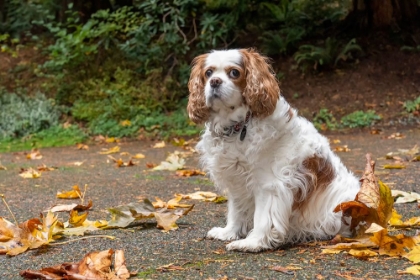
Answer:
392;190;420;204
0;162;6;170
334;145;351;152
26;149;42;160
156;263;184;272
398;145;419;157
132;153;145;159
99;146;120;154
175;169;206;177
37;164;57;172
153;141;165;148
179;191;226;202
76;143;89;150
108;156;136;167
105;137;120;143
370;128;383;134
270;266;295;275
153;152;185;171
386;132;405;139
20;249;131;279
57;185;82;199
1;212;59;256
73;161;85;166
321;249;342;254
146;162;157;168
69;210;88;227
19;168;41;179
398;265;420;276
348;248;378;258
47;200;93;212
382;164;406;169
107;199;194;232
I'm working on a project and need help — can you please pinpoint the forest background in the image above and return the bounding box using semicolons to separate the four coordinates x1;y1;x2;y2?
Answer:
0;0;419;151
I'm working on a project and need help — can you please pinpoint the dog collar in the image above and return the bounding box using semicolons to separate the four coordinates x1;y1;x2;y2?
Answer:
222;111;251;141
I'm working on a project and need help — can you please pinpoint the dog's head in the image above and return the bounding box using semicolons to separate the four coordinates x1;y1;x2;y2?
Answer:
187;49;280;124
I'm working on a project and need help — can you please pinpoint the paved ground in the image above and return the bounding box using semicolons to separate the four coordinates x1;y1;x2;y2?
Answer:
0;127;419;279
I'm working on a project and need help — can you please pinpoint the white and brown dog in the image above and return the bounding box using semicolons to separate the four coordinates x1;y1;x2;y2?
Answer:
187;49;360;252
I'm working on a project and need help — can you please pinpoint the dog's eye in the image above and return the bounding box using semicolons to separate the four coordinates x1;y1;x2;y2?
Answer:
229;69;240;79
205;69;213;78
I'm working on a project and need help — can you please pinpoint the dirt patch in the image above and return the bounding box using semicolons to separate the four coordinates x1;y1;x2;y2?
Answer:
277;49;420;126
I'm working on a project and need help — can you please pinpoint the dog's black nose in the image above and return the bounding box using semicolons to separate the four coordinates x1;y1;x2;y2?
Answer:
210;77;222;88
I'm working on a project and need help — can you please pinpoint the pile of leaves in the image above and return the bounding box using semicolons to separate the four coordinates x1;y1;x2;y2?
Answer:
323;154;420;275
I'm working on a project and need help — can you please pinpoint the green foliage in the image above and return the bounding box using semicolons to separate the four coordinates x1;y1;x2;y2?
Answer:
340;110;381;128
313;109;338;130
0;125;87;153
401;45;420;52
0;88;62;139
403;96;420;113
294;38;362;71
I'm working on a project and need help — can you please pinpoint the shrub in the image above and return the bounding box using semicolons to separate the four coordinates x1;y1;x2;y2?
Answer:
313;108;338;130
403;96;420;113
341;110;381;128
294;38;362;71
0;88;63;138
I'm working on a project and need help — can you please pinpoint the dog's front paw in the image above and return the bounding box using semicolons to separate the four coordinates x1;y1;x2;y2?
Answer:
226;237;271;252
207;227;241;241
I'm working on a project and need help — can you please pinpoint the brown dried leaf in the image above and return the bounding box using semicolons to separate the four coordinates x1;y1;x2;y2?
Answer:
20;249;131;279
152;141;165;148
48;200;93;213
19;168;41;179
37;164;57;172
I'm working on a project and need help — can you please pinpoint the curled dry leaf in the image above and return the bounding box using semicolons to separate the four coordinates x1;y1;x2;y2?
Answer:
178;191;227;203
152;196;192;209
47;200;93;213
73;161;86;166
100;146;120;155
152;141;165;148
175;169;206;177
0;162;6;170
270;266;295;275
108;156;136;168
153;152;185;171
19;168;41;179
348;248;378;258
105;137;120;143
156;263;185;272
37;164;57;172
107;199;194;232
20;249;131;280
57;185;82;199
392;190;420;204
0;212;58;256
26;149;42;160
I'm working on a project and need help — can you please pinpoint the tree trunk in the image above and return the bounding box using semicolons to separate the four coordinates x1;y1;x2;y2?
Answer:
347;0;419;29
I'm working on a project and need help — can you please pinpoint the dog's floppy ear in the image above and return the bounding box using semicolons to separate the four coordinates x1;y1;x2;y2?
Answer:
240;49;280;118
187;54;210;124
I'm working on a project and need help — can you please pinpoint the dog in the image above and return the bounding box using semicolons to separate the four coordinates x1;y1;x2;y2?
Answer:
187;48;360;252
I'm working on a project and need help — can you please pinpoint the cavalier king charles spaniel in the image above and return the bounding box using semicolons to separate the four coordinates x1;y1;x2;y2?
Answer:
187;49;360;252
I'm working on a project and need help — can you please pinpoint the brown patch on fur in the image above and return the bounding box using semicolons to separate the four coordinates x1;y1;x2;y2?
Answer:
187;54;211;124
225;66;247;93
292;155;336;211
239;49;280;118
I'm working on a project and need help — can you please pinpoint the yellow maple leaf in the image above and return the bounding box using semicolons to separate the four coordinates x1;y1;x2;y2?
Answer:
99;146;120;154
398;265;420;276
348;248;378;258
69;210;88;227
405;246;420;263
57;185;82;199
